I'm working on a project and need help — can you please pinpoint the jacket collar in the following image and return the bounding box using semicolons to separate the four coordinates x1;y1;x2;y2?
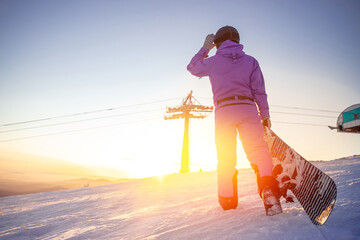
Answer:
216;40;245;62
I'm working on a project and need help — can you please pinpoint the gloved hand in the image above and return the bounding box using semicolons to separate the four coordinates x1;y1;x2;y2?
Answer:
262;118;272;129
203;34;215;51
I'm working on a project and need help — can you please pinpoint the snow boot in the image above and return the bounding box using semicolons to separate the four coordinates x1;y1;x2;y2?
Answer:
218;169;238;210
262;186;282;216
259;176;282;216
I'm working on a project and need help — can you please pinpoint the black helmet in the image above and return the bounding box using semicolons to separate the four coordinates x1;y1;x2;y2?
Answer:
214;26;240;45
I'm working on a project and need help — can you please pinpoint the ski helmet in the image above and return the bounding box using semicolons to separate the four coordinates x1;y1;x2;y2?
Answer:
214;26;240;46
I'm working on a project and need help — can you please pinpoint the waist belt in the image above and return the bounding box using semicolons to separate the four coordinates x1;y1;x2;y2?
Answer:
217;95;254;105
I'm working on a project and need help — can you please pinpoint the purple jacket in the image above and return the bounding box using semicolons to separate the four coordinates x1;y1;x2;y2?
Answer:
187;40;270;120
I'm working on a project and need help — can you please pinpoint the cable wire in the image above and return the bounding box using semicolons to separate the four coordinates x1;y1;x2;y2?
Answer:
0;97;343;143
0;117;334;143
0;98;178;127
272;121;329;127
271;105;340;114
0;108;164;134
197;97;341;113
271;111;337;119
0;117;163;143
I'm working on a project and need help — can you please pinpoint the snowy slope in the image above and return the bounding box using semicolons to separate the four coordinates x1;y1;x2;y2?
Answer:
0;156;359;240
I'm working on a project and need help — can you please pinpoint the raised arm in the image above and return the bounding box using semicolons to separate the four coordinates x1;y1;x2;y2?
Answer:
187;34;215;77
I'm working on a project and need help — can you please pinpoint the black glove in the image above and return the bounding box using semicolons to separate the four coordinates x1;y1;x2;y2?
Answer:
262;118;272;129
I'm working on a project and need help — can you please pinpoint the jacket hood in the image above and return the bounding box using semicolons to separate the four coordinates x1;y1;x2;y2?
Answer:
216;40;245;63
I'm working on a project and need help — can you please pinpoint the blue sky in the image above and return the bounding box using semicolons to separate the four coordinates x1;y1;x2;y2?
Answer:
0;0;359;177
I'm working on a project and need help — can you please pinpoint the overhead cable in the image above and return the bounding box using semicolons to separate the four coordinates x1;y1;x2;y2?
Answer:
271;111;337;119
0;117;162;143
0;98;179;127
272;121;329;127
270;105;340;114
197;97;341;113
0;108;164;134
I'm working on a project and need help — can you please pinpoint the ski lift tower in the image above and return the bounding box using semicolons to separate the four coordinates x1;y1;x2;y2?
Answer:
164;91;213;173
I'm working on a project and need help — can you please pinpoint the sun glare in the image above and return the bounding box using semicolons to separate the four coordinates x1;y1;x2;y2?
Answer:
1;110;253;181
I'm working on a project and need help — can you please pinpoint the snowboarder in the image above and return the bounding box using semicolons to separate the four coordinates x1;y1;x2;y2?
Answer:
187;26;282;215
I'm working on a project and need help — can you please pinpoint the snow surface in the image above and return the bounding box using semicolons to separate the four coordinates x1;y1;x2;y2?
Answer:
0;156;359;240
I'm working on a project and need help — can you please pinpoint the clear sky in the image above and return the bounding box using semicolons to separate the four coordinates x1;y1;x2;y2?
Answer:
0;0;359;178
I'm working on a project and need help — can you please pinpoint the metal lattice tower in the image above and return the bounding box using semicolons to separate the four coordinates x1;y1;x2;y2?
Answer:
164;91;213;173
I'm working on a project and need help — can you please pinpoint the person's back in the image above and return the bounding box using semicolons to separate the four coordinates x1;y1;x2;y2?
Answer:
201;41;254;101
187;35;269;120
187;26;281;215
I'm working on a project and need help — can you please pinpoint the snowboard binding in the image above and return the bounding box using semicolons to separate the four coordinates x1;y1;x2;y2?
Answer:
273;164;296;203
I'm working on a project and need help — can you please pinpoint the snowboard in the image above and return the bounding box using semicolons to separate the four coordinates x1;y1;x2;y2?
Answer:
263;127;337;225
